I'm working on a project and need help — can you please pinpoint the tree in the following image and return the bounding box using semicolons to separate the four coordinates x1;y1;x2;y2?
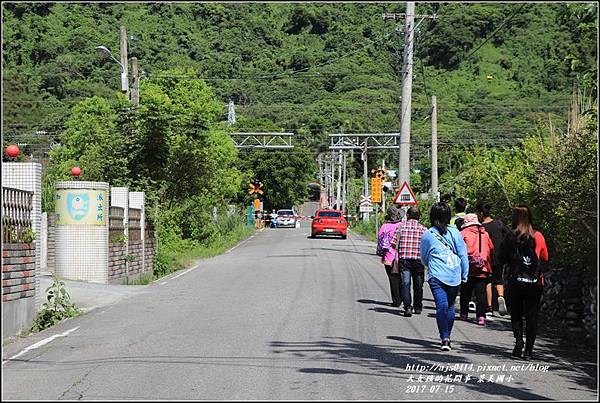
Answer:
48;95;130;185
240;147;317;210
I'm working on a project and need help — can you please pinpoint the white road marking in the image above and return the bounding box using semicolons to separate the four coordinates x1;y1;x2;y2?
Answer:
3;326;80;365
159;281;167;286
226;233;256;254
171;267;193;280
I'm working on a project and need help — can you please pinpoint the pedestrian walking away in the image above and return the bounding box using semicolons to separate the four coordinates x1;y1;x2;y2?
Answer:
500;204;549;361
420;202;469;351
390;206;427;317
450;197;467;230
458;213;494;326
476;202;510;317
376;205;405;308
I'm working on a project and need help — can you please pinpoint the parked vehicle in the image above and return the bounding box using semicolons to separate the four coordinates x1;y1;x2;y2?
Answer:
275;209;297;228
311;209;348;239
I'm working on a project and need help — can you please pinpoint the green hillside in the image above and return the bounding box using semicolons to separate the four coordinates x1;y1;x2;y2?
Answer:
3;3;595;149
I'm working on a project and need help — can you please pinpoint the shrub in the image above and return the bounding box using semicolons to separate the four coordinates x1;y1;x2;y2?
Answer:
31;274;80;332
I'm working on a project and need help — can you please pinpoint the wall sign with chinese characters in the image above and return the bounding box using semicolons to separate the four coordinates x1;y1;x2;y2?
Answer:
55;189;107;226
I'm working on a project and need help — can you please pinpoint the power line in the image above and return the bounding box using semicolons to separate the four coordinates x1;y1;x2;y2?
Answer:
254;25;402;80
417;56;431;102
462;3;527;63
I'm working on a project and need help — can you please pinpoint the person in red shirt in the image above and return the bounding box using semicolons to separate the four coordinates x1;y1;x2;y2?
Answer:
500;204;549;361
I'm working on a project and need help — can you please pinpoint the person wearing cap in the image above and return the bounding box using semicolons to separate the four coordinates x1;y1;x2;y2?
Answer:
459;213;495;326
377;205;405;308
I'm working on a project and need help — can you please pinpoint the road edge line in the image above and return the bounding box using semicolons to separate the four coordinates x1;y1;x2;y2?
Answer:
3;326;80;365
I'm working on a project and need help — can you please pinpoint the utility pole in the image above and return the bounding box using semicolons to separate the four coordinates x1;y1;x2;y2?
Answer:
119;26;129;98
382;159;386;214
336;150;342;210
131;57;139;107
431;95;439;202
342;151;347;214
398;2;414;187
330;153;335;208
324;154;329;209
318;153;323;191
383;4;436;186
362;144;369;221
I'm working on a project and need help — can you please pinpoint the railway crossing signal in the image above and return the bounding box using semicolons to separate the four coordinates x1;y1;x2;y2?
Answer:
248;180;264;195
370;167;386;203
393;181;417;205
371;177;382;203
371;167;386;180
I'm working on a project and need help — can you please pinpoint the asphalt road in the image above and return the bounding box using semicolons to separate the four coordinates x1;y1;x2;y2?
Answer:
2;223;597;400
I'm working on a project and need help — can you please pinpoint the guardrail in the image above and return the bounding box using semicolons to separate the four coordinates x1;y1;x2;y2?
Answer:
2;187;34;243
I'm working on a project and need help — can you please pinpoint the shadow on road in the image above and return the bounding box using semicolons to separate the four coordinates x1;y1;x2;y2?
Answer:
304;247;375;256
357;297;597;394
269;337;554;400
368;307;401;316
306;236;346;241
356;299;393;307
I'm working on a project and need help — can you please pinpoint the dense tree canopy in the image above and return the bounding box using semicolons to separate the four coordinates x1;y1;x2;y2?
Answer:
3;3;596;146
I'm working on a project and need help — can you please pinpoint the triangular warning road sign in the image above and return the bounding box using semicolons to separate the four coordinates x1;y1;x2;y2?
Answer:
393;181;418;205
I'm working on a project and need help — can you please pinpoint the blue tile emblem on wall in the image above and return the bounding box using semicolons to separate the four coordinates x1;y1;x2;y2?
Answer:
67;193;90;221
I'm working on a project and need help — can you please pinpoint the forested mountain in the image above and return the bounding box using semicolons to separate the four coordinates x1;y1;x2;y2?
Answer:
3;2;596;157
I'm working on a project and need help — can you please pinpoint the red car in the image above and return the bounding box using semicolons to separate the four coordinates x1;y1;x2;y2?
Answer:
311;209;348;239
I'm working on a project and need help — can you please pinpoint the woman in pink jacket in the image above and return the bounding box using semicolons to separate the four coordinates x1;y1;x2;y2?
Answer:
377;205;405;307
459;213;495;325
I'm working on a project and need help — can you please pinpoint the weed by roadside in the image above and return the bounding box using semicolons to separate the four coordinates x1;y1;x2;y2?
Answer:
351;217;378;242
30;274;80;332
127;273;154;285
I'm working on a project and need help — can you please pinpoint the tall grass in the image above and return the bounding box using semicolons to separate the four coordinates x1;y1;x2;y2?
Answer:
153;215;253;280
350;215;379;242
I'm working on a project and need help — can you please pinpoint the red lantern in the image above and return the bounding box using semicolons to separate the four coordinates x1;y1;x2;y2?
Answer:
6;145;20;159
71;166;81;177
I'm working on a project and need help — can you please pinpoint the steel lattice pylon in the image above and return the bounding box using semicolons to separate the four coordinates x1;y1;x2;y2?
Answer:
229;132;294;149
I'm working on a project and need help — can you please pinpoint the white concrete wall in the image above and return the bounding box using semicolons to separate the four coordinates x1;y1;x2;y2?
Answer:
2;162;42;308
55;181;109;283
129;192;145;273
40;212;48;274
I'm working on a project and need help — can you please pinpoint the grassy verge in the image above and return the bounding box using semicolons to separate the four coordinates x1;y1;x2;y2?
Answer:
153;220;254;281
350;216;378;242
128;273;154;285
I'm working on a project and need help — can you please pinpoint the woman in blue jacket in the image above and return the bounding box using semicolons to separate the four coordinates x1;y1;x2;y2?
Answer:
420;202;469;351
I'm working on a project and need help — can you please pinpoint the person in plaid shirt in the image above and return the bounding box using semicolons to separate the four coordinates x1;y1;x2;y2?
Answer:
391;206;427;317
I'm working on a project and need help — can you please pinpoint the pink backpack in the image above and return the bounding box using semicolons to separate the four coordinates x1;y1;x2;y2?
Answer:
376;223;400;257
461;225;493;277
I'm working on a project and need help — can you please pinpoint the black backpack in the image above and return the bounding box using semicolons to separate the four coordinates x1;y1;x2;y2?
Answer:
510;236;540;283
453;215;465;231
